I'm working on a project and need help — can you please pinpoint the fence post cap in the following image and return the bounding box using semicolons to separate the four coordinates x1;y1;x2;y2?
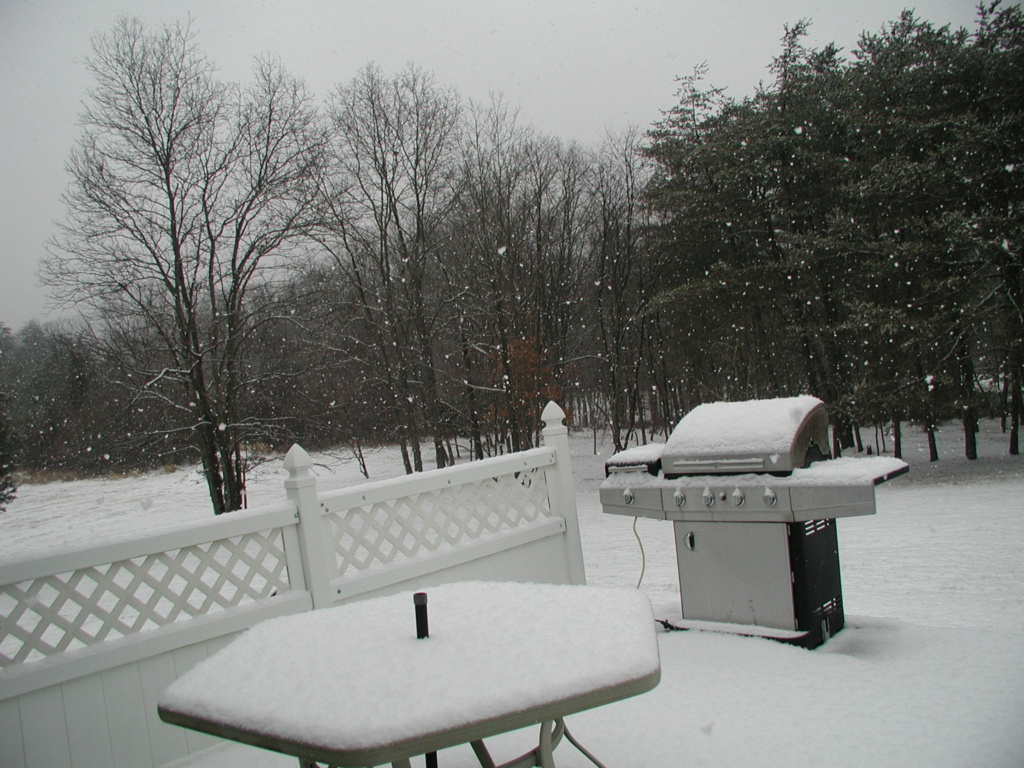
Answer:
541;401;567;432
283;444;313;477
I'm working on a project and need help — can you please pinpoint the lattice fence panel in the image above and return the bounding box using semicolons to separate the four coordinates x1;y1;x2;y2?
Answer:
326;467;552;577
0;529;290;668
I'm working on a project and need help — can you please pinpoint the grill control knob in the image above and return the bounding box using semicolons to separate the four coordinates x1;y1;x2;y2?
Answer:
702;487;715;507
623;489;635;505
731;488;745;506
763;487;778;507
673;490;686;507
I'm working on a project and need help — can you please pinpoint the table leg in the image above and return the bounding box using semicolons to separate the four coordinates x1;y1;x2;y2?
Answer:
471;719;563;768
471;740;498;768
563;722;608;768
470;717;610;768
537;721;555;768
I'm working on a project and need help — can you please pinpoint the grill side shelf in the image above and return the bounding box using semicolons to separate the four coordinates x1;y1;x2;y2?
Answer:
872;463;910;485
598;486;666;520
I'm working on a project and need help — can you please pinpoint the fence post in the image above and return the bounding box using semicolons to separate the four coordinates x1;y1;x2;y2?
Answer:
541;401;587;585
283;444;334;609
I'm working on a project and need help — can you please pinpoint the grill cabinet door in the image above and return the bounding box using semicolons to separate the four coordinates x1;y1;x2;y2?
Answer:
788;518;844;641
673;521;796;630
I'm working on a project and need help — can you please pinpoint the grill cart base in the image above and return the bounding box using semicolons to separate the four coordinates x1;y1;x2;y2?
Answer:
673;519;843;649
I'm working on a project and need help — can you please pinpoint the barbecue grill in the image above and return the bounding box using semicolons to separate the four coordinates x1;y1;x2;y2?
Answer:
600;396;907;648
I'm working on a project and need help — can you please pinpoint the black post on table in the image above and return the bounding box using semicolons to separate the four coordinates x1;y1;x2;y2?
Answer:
414;591;429;640
413;592;437;768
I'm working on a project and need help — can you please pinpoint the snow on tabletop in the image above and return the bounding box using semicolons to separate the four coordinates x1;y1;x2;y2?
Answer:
159;581;659;753
663;395;824;456
601;456;909;489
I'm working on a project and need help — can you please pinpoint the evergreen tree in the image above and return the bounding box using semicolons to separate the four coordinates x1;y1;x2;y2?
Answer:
0;389;16;512
644;5;1023;457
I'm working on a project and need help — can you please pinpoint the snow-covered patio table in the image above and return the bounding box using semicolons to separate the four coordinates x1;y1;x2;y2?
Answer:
158;581;662;768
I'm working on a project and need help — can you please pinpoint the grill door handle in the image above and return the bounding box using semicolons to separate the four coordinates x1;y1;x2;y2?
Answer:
683;531;696;551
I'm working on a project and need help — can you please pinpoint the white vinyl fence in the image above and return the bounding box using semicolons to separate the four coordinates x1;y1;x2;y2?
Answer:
0;402;585;768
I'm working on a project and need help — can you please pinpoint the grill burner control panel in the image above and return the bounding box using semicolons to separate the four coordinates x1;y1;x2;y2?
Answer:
600;471;899;524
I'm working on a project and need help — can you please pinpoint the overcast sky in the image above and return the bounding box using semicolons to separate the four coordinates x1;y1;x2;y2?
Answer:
0;0;981;331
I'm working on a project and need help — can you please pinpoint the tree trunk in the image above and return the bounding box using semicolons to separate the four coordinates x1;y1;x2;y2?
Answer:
1010;367;1021;456
196;422;229;515
352;438;368;478
1000;364;1009;433
830;412;854;459
962;405;978;461
198;424;246;515
399;439;412;475
955;335;979;460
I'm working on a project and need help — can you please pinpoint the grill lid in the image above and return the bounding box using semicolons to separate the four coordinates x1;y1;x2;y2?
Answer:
605;396;833;478
662;395;830;477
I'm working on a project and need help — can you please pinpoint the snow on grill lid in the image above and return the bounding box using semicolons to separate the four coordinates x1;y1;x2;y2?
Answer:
661;395;829;475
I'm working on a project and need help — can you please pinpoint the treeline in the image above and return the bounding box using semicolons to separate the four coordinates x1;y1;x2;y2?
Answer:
0;5;1020;513
645;7;1023;462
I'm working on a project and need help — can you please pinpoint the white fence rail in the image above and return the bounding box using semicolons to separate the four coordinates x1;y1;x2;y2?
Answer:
0;402;585;768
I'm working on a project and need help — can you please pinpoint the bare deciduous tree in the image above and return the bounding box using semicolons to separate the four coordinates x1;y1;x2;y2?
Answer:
324;63;462;472
43;18;328;513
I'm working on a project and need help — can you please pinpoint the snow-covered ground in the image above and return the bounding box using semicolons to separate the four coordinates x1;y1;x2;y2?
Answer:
3;419;1023;767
